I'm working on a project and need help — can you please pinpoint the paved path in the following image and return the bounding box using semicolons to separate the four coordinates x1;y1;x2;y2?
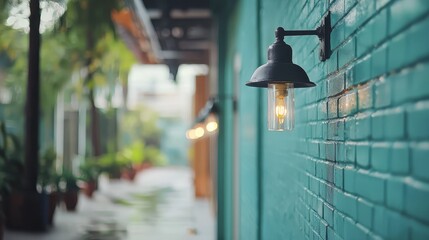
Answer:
4;167;215;240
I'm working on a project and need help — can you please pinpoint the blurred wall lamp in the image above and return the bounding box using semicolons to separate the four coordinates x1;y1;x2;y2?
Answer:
186;98;219;140
246;12;331;131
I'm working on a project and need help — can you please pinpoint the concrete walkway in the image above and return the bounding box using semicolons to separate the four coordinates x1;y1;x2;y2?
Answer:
4;167;215;240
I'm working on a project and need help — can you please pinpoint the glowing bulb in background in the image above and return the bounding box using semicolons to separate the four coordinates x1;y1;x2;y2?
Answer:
186;129;197;140
186;126;205;140
206;121;218;132
194;127;205;138
205;114;218;133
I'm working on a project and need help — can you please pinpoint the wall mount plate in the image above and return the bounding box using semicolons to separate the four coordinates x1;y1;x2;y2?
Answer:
278;11;332;61
317;11;331;61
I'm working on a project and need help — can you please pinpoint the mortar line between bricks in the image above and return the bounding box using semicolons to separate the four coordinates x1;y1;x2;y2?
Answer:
309;161;429;223
326;14;429;88
331;2;358;29
317;57;429;103
330;0;422;54
337;38;429;79
388;11;429;41
298;94;429;129
298;0;307;14
386;56;429;77
328;77;428;117
337;15;429;76
299;152;428;211
301;12;429;96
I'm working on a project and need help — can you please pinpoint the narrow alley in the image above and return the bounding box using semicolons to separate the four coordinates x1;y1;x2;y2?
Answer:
4;167;214;240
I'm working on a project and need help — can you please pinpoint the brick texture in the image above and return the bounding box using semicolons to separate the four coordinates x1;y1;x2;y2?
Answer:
288;0;429;239
227;0;429;239
285;0;429;239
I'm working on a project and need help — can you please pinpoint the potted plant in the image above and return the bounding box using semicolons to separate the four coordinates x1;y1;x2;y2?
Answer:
0;121;33;231
97;153;124;179
120;141;144;176
0;122;49;231
61;171;79;211
117;144;138;181
120;163;136;181
79;159;99;198
142;145;166;168
38;147;58;225
0;121;23;193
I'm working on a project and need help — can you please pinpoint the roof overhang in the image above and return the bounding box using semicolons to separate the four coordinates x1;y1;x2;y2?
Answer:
114;0;213;80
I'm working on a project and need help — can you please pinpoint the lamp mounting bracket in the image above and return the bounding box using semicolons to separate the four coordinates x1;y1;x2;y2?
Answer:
275;11;331;61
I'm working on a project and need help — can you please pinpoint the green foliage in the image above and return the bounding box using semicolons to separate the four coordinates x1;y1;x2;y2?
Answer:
118;141;145;165
0;121;23;194
0;24;28;116
59;0;122;45
117;108;166;167
58;0;134;100
61;170;79;191
79;158;100;182
0;27;75;116
92;140;166;177
120;108;162;148
143;146;166;166
118;141;166;167
1;0;138;167
0;0;136;116
39;32;77;112
95;32;136;85
38;146;57;189
0;0;7;19
0;3;71;112
96;152;124;178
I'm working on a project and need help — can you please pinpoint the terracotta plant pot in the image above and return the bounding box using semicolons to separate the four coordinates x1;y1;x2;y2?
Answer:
63;190;79;211
121;168;136;181
82;182;97;198
134;162;152;172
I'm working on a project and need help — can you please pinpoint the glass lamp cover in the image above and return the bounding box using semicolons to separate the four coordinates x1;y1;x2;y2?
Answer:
267;83;294;131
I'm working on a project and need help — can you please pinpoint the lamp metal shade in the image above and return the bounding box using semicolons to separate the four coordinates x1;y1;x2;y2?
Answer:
246;28;316;88
246;62;315;88
194;98;218;125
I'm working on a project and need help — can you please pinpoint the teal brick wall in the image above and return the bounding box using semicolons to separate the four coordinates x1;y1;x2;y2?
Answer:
215;0;429;239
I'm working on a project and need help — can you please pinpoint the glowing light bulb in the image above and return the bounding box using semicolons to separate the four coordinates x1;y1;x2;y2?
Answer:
194;127;205;138
205;114;218;133
186;126;205;140
267;83;294;131
206;121;218;132
186;129;196;140
275;94;287;124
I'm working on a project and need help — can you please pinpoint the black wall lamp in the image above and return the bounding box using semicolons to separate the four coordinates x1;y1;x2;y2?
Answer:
186;98;219;140
246;12;331;131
